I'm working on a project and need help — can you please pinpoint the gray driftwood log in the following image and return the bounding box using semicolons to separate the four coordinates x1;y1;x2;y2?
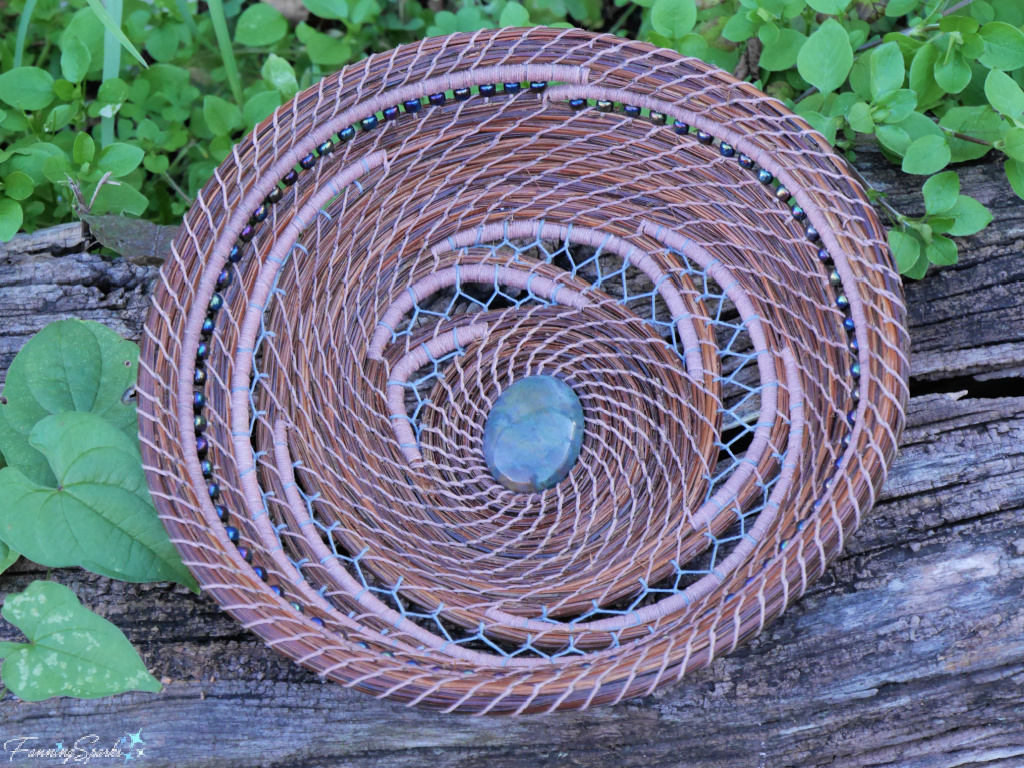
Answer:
1;149;1022;768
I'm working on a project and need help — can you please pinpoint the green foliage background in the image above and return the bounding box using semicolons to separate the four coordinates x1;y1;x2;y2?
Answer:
1;0;1023;278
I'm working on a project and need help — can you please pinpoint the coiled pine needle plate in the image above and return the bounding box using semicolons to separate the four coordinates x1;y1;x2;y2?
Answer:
138;27;910;715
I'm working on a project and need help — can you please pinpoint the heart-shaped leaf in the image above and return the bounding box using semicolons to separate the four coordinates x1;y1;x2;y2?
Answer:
0;580;161;701
0;412;198;590
0;320;139;487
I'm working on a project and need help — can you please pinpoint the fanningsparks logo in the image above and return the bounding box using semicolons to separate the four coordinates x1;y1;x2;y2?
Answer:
3;729;147;764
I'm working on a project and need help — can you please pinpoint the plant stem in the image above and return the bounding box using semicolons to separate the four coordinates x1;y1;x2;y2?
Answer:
938;126;995;146
162;172;193;205
859;0;976;52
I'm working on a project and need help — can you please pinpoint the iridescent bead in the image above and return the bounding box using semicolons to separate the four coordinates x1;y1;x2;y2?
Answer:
281;170;298;186
270;584;284;597
817;247;832;263
596;99;613;112
529;81;547;93
503;82;521;95
775;186;791;202
792;205;807;221
623;104;640;118
383;105;400;120
195;342;210;363
569;98;586;111
738;154;755;169
193;368;207;386
201;317;216;336
851;361;861;379
673;119;689;134
310;616;325;627
208;293;224;313
237;546;253;563
251;204;268;223
239;224;255;242
402;99;421;114
214;504;228;521
225;526;240;542
316;140;334;155
758;169;774;184
207;482;220;500
428;92;446;107
289;601;303;613
849;337;860;353
478;84;496;97
200;460;213;478
265;187;283;205
852;388;861;403
841;433;852;448
298;154;316;170
847;409;857;425
806;225;821;242
650;111;667;125
253;565;268;581
193;392;207;411
196;435;209;458
829;269;841;287
360;115;378;130
228;245;242;264
719;142;735;157
453;88;471;102
836;294;850;310
696;130;714;144
844;317;856;332
339;125;357;142
216;268;232;290
194;415;208;434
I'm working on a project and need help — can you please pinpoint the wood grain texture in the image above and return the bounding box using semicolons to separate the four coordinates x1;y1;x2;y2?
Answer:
0;150;1022;768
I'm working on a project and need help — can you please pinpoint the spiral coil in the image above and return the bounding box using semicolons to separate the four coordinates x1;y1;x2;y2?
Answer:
139;28;909;714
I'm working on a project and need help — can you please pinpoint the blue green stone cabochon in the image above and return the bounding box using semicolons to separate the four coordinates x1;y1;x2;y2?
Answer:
482;375;585;493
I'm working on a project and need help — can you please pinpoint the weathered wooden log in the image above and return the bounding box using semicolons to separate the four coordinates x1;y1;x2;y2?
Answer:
0;149;1021;767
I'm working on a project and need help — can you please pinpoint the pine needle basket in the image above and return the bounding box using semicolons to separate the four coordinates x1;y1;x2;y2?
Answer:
138;27;910;715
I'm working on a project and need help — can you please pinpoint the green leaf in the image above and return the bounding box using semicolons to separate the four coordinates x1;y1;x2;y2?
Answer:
0;540;18;575
847;101;875;133
651;0;697;39
3;171;34;202
0;67;54;112
302;0;348;19
759;28;806;72
885;0;919;16
262;54;299;100
73;132;96;165
934;52;972;94
0;580;162;701
243;90;281;128
978;21;1024;70
926;234;959;266
939;105;1002;162
0;198;24;242
499;1;531;26
944;195;993;236
887;228;922;274
96;143;144;177
922;171;960;214
0;413;198;589
203;94;242;136
235;3;288;46
908;42;944;107
0;319;140;487
61;35;92;84
985;68;1024;119
1004;126;1024;161
296;22;352;66
1005;158;1024;199
902;135;951;175
722;11;756;43
806;0;848;13
870;41;905;100
797;19;853;95
86;181;149;217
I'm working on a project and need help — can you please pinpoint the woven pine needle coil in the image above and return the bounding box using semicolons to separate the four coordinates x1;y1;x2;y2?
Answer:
138;27;910;715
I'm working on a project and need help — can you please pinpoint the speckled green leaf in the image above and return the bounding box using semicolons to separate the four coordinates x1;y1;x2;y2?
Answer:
0;580;161;701
0;413;198;590
0;320;139;487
